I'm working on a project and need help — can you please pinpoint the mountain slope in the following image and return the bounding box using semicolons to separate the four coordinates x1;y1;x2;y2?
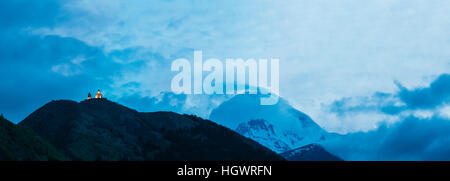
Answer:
281;144;342;161
0;115;66;161
235;119;291;152
19;99;284;161
210;94;329;153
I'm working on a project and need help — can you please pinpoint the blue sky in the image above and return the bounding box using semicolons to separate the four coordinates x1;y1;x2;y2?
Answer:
1;0;450;137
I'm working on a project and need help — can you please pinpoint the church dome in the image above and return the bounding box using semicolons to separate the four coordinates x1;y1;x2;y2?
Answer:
95;90;103;99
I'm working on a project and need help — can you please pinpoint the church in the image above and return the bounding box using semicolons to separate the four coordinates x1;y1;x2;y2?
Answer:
87;90;104;100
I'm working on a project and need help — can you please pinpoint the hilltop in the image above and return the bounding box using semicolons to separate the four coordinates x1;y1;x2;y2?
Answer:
18;99;284;161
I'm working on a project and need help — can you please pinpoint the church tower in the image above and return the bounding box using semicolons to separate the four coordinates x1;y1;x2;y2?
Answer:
95;90;103;99
87;92;92;100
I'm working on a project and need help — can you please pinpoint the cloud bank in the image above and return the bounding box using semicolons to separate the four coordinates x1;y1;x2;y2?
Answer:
323;74;450;160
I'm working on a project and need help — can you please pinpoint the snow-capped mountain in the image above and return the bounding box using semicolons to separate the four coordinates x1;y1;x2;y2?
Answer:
210;94;329;153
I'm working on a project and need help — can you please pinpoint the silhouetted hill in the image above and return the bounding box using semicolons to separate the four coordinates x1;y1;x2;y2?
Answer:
0;115;66;161
281;144;342;161
19;99;284;161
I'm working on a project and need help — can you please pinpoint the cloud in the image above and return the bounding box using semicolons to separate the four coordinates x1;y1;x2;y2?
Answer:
324;115;450;161
397;74;450;109
322;74;450;160
118;91;230;118
51;57;87;76
323;74;450;133
438;105;450;119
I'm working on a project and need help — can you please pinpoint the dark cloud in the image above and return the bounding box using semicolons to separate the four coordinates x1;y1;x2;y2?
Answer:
378;116;450;160
328;92;406;116
324;116;450;161
328;74;450;116
397;74;450;109
325;74;450;160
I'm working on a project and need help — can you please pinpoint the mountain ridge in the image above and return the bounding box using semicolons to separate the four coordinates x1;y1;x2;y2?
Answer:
18;98;284;161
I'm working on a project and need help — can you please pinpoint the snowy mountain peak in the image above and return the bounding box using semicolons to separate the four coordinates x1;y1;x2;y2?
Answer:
210;94;329;153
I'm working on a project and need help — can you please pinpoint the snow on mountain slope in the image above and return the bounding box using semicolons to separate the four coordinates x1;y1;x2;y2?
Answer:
235;119;291;152
210;94;329;153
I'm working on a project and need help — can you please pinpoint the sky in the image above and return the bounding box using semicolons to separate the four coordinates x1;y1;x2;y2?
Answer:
1;0;450;136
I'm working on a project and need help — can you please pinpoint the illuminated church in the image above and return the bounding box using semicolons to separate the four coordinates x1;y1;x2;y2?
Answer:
87;90;103;100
